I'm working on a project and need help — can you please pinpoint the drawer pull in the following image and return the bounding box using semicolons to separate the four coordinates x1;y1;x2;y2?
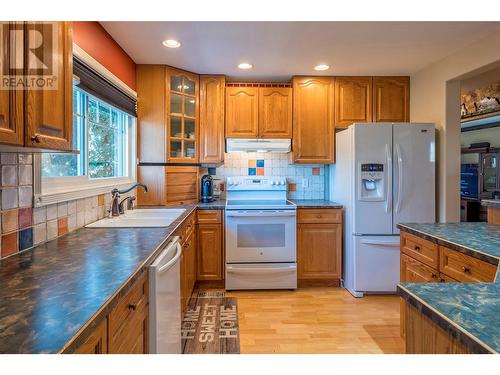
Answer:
431;273;437;278
127;303;137;311
414;245;421;251
31;135;41;143
462;266;470;273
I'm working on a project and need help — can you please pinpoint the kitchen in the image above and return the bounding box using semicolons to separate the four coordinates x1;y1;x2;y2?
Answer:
0;4;500;371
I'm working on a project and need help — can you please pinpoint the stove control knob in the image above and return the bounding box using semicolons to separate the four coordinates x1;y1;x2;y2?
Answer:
279;181;285;185
272;181;277;186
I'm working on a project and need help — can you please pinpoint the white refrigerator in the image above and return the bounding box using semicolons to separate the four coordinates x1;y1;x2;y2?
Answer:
330;123;435;297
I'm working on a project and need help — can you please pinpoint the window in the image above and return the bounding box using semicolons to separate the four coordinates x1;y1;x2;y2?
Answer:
36;85;136;204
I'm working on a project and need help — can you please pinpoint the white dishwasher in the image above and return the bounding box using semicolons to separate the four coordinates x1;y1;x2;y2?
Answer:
149;236;182;354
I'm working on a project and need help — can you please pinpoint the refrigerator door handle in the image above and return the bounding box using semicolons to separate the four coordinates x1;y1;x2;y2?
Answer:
395;143;403;213
385;143;392;214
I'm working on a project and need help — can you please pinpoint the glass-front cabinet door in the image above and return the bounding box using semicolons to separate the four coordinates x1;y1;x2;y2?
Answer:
480;153;499;197
167;68;199;162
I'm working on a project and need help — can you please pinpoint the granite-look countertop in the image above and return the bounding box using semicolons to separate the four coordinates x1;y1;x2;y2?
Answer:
397;222;500;264
397;222;500;354
288;199;343;208
398;282;500;353
481;199;500;209
0;205;198;354
196;199;226;210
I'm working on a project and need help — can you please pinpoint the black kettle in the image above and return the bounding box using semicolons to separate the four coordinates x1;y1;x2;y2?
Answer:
201;175;215;203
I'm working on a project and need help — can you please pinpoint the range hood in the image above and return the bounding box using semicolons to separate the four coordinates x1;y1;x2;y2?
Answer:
226;138;291;153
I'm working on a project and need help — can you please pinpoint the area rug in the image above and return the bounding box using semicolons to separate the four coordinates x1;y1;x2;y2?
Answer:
181;294;240;354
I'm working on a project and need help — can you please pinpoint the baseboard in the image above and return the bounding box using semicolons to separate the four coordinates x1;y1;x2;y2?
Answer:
195;279;225;289
297;279;340;287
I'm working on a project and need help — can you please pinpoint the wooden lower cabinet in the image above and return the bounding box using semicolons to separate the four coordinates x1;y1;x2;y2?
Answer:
403;301;474;354
197;223;223;280
70;272;149;354
297;209;342;286
180;217;197;312
400;253;439;283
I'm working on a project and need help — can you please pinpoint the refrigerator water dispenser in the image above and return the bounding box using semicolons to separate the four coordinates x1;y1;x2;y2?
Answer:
359;163;385;201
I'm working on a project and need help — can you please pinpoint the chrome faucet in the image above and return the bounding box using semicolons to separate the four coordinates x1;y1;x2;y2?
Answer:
109;183;148;217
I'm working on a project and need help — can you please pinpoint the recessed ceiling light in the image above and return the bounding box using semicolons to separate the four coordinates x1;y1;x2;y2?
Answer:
314;64;330;71
162;39;181;48
238;63;253;70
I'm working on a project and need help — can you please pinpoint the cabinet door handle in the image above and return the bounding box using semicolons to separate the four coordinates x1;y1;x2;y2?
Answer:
31;135;41;143
431;273;437;278
462;266;470;273
127;303;137;311
414;245;421;251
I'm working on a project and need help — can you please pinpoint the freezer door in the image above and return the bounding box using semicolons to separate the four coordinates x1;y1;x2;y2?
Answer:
353;123;393;235
392;123;436;234
353;235;400;294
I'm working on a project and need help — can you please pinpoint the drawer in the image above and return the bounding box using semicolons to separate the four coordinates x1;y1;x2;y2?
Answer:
180;212;196;243
197;210;222;224
400;232;438;269
438;273;459;283
439;246;498;283
401;253;439;283
297;208;342;224
108;273;148;345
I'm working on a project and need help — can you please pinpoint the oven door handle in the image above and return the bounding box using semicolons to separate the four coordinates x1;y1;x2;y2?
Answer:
226;211;296;217
226;265;297;274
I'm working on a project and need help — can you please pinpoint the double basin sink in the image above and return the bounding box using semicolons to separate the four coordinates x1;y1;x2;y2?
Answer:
86;208;186;228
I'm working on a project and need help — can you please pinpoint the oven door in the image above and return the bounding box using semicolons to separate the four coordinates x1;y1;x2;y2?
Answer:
225;209;296;263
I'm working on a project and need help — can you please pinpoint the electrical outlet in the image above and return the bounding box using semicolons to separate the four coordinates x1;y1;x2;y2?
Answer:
302;178;309;188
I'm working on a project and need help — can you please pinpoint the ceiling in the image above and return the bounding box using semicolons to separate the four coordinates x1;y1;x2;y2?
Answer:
101;22;500;81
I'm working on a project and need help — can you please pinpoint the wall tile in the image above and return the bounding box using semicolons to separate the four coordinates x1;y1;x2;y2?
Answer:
1;153;17;165
1;165;18;186
19;228;33;251
18;153;32;164
2;232;18;257
97;194;105;207
46;204;58;221
46;220;58;241
57;202;68;218
58;217;68;236
18;207;32;229
18;186;32;208
68;214;77;232
77;211;85;228
33;223;46;245
33;206;46;225
2;209;18;233
18;164;32;186
2;188;18;210
67;200;77;215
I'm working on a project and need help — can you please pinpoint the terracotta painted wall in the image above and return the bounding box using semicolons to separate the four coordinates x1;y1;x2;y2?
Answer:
73;22;136;90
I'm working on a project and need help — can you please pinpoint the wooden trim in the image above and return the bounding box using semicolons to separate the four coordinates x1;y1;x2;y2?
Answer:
226;82;291;88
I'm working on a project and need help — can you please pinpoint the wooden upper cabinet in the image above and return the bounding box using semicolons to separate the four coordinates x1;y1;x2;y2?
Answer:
334;77;372;127
373;76;410;122
166;67;199;162
0;22;24;146
225;86;259;138
25;22;73;150
200;75;225;163
259;87;292;138
292;77;335;164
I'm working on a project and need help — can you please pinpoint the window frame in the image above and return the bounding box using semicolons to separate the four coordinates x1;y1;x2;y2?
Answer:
34;88;137;207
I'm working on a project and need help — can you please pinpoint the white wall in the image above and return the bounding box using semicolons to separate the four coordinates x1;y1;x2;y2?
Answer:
410;29;500;222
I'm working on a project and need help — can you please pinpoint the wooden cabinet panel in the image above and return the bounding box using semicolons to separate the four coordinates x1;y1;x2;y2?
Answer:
439;246;497;283
136;65;166;163
400;253;438;283
259;87;292;138
197;223;223;280
108;273;149;354
180;230;197;311
25;22;73;150
0;22;24;146
334;77;372;127
225;86;259;138
297;223;342;280
373;76;410;123
400;231;438;269
292;77;335;164
200;75;225;163
197;209;222;224
297;208;342;224
165;166;198;205
72;319;107;354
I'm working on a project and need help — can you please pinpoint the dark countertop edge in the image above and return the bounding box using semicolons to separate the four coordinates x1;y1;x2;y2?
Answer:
397;284;496;354
397;224;500;266
481;199;500;209
59;205;198;353
287;199;343;209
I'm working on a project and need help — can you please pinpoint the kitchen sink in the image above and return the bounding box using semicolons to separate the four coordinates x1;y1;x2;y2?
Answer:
86;208;186;228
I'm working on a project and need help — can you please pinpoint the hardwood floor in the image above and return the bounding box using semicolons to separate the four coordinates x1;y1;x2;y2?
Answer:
196;286;404;354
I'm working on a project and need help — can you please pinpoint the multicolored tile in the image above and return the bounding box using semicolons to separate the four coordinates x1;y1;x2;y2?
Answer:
18;208;32;229
1;232;18;257
2;209;18;233
256;167;264;176
256;159;265;167
248;160;256;168
19;228;33;251
248;168;256;176
58;217;68;236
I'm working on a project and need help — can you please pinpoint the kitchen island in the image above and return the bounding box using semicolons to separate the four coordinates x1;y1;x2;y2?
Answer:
397;223;499;354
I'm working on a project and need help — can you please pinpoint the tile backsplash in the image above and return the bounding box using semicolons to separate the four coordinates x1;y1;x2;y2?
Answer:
0;152;133;259
208;152;326;200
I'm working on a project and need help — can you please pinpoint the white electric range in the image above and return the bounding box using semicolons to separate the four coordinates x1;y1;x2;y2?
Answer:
225;176;297;290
